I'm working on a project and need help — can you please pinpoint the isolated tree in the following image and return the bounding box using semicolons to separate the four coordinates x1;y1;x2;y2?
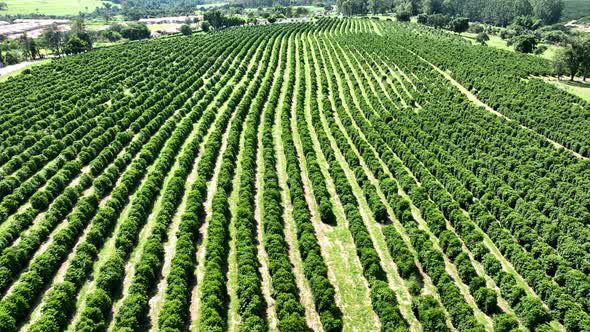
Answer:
449;17;469;33
180;24;192;36
476;32;490;45
63;35;90;55
201;21;210;32
556;43;581;80
512;34;538;53
0;2;6;10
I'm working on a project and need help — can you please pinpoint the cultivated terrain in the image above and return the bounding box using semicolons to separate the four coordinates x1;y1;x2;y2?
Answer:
0;18;589;332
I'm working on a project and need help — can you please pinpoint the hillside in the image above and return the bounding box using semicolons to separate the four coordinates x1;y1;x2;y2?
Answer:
0;18;589;332
562;0;590;21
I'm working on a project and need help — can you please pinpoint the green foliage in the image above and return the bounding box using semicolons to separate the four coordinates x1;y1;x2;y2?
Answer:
180;24;192;36
449;17;469;33
476;32;490;45
474;287;497;314
204;11;246;30
515;296;550;329
493;313;520;332
2;17;590;332
120;23;151;40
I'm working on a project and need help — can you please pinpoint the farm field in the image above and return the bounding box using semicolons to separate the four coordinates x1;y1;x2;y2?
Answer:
0;17;590;332
0;0;111;16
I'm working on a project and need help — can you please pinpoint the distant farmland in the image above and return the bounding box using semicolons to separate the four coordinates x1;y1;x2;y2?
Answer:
0;0;109;16
0;18;589;332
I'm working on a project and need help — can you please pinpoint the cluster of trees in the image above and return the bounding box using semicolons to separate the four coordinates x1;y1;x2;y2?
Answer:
415;14;469;33
0;33;41;65
338;0;564;26
0;19;153;68
116;0;200;20
555;38;590;80
41;20;93;57
203;10;246;30
237;0;331;8
413;13;572;55
100;22;151;42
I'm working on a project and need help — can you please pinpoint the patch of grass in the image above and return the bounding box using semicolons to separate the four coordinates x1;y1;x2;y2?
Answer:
543;77;590;102
463;32;511;51
0;0;116;16
462;32;562;60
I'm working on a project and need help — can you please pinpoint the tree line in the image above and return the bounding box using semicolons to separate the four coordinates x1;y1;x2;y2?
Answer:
337;0;564;26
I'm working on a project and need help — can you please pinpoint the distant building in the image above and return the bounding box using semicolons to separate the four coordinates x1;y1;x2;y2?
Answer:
139;16;202;25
